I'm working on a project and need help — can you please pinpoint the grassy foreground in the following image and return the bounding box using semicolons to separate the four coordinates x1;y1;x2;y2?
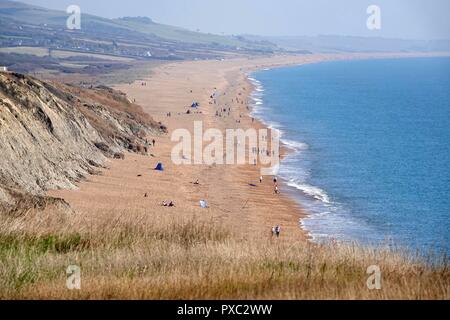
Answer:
0;208;448;299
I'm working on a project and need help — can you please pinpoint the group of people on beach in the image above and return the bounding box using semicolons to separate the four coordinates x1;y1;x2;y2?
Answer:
271;225;281;237
273;176;279;194
145;138;156;147
252;146;273;158
215;106;232;118
162;200;175;207
150;84;284;237
211;88;250;120
259;175;279;192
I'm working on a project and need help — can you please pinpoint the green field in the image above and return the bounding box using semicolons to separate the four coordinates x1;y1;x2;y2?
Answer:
0;46;49;57
0;47;135;61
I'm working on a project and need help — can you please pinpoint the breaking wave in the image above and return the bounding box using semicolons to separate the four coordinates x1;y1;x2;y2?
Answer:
286;181;331;204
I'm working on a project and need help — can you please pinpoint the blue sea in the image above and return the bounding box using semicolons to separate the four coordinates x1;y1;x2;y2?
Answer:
249;57;450;255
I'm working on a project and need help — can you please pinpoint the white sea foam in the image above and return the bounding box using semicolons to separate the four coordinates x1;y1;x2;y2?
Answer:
248;76;329;211
247;73;343;244
282;139;309;152
248;75;268;122
265;120;283;133
248;77;262;89
286;181;331;204
246;71;390;248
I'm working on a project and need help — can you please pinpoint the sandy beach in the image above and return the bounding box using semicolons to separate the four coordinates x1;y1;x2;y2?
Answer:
48;51;450;244
12;51;446;299
2;0;450;300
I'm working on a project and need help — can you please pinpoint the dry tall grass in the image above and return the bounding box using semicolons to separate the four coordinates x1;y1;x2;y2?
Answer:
0;208;448;299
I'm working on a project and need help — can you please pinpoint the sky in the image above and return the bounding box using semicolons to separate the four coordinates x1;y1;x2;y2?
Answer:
17;0;450;40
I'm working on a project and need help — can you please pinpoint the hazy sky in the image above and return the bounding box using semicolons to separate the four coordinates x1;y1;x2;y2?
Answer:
18;0;450;40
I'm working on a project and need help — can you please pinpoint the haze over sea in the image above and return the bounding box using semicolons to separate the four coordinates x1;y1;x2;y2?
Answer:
250;57;450;255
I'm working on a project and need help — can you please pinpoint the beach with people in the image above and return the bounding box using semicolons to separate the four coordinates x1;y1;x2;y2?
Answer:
48;51;450;244
1;0;450;302
0;51;441;299
47;55;315;242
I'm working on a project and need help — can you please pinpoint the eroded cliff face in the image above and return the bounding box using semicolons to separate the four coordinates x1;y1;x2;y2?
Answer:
0;72;164;212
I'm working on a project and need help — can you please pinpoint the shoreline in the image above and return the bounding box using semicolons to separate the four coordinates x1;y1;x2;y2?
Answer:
244;71;312;240
48;51;450;245
230;51;450;244
17;52;449;299
245;73;311;238
237;51;450;245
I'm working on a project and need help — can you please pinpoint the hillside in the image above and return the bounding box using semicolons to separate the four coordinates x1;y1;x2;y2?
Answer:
0;71;165;214
246;34;450;53
0;0;276;60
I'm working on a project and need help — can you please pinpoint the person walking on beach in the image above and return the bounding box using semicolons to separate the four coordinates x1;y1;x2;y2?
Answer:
259;176;263;183
271;226;276;237
274;185;279;194
275;225;281;237
273;176;278;184
152;139;156;147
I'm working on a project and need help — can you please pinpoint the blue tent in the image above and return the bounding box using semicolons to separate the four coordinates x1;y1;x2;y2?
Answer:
154;163;164;171
191;102;199;108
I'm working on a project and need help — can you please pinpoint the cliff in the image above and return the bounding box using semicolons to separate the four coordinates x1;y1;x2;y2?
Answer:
0;72;164;213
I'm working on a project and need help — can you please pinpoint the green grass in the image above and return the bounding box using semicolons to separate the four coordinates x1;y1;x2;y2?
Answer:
0;233;89;255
